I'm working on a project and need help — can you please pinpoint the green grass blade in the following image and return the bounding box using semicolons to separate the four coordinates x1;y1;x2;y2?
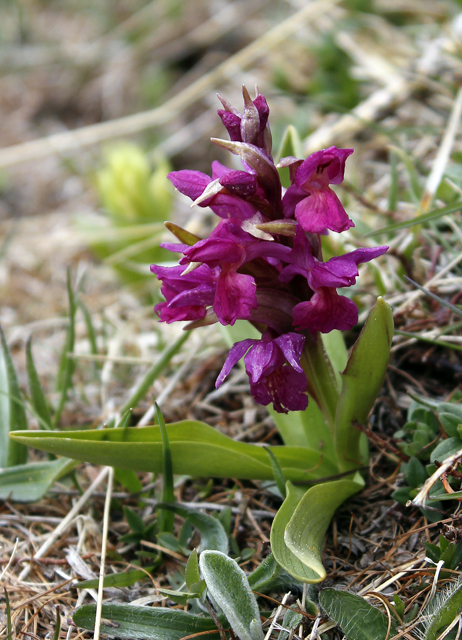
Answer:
26;337;52;430
76;567;153;590
265;448;287;498
156;403;174;533
365;201;462;237
395;330;462;352
0;325;28;467
77;297;98;356
120;331;190;415
405;276;462;319
52;268;77;427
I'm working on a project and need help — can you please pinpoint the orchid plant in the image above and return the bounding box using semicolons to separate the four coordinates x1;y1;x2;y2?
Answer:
10;87;393;584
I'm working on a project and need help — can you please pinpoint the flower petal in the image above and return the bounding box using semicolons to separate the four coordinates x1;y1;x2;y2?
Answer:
215;339;257;387
293;288;358;333
294;188;354;234
214;270;257;325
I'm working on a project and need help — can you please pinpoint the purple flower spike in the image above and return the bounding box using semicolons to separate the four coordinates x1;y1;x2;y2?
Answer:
282;146;354;233
216;332;308;413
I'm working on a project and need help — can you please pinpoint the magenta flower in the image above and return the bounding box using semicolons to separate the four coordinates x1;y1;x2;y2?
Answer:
282;147;354;233
216;332;308;413
151;88;389;411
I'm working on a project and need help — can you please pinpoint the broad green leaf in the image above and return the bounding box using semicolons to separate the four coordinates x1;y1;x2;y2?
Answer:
247;553;279;591
320;589;397;640
10;420;338;482
280;609;303;640
0;458;77;502
0;325;28;467
334;297;393;471
73;604;222;639
199;550;264;640
76;567;153;590
272;477;363;583
26;337;52;431
123;506;145;533
120;332;190;414
114;468;143;493
157;504;228;554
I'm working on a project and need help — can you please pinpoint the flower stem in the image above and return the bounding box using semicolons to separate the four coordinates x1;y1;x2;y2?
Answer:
301;333;339;433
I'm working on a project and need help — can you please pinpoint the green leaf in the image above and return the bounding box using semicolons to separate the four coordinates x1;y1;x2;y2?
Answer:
423;579;462;640
158;588;200;606
73;603;222;639
199;550;264;640
185;549;200;588
320;589;397;640
10;420;338;482
76;567;153;590
430;438;462;463
157;504;228;554
0;325;28;467
280;608;303;640
272;476;363;583
120;332;190;414
26;337;52;431
265;448;287;498
334;297;393;471
123;506;145;534
0;457;77;502
404;457;427;489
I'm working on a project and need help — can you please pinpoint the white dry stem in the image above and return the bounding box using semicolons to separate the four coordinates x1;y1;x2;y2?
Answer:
93;466;114;640
0;0;340;169
0;538;18;583
18;466;110;581
309;615;321;640
263;591;291;640
409;446;462;507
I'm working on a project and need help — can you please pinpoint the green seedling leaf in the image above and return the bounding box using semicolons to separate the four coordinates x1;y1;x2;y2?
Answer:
430;438;462;463
248;554;279;591
123;506;145;534
366;201;462;237
438;413;461;438
423;578;462;640
116;409;133;429
0;457;77;502
76;567;153;590
52;606;61;640
199;550;264;640
156;404;174;534
320;588;397;640
10;420;338;482
186;549;200;588
404;457;427;489
120;333;190;414
73;603;223;639
283;476;363;583
280;609;303;640
335;297;393;471
26;337;52;431
265;448;287;498
157;504;228;554
158;588;200;606
0;325;28;467
53;268;77;428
